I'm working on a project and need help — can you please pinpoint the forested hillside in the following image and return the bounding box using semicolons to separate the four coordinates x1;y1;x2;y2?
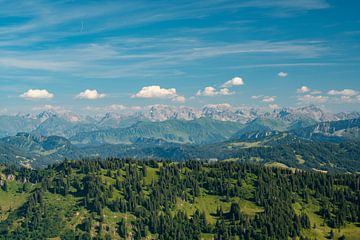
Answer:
1;159;359;239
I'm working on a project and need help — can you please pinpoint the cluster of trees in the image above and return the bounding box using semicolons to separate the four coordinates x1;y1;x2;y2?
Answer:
0;158;359;239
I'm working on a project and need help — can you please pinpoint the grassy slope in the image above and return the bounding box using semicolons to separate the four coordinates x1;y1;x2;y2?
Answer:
175;195;263;225
0;180;30;221
293;199;360;240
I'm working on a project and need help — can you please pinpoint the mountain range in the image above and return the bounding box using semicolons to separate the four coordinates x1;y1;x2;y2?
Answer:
1;104;359;139
0;105;360;171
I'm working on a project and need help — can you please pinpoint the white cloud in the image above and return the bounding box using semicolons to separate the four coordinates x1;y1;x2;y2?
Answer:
205;103;232;109
278;72;288;77
0;108;8;114
77;89;106;100
297;86;311;93
298;94;328;103
0;58;76;71
251;95;262;99
172;96;186;103
357;95;360;102
20;89;54;99
222;77;244;88
340;96;352;103
196;87;216;96
103;104;127;111
252;95;276;102
219;88;233;95
262;96;276;102
84;104;142;113
196;86;233;97
269;104;280;110
327;89;358;96
32;104;69;113
133;85;177;99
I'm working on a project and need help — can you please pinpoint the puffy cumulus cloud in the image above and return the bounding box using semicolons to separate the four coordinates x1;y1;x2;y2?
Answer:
196;87;217;96
133;85;185;103
219;88;233;95
20;89;54;99
327;89;358;96
262;96;276;102
172;96;186;103
133;85;177;99
297;86;311;93
77;89;106;100
278;72;288;78
298;94;328;103
357;95;360;102
221;77;244;88
196;86;233;97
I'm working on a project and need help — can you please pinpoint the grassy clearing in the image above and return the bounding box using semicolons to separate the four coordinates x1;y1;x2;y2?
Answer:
296;154;306;164
265;162;290;169
229;141;261;148
144;166;159;185
201;233;215;239
99;207;136;239
293;199;360;240
174;194;263;225
0;181;30;221
43;192;81;228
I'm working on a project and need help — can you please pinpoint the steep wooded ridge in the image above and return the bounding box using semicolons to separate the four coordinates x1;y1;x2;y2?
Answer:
0;159;359;239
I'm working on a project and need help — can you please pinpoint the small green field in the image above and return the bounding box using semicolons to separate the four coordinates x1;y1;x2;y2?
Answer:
175;194;263;224
293;199;360;240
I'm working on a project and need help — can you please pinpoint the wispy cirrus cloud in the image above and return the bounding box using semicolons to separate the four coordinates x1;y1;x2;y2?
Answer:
240;0;330;11
0;39;328;79
84;104;143;114
297;94;328;103
0;1;330;38
0;57;76;71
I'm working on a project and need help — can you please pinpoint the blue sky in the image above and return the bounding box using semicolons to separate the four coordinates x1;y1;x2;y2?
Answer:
0;0;359;114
